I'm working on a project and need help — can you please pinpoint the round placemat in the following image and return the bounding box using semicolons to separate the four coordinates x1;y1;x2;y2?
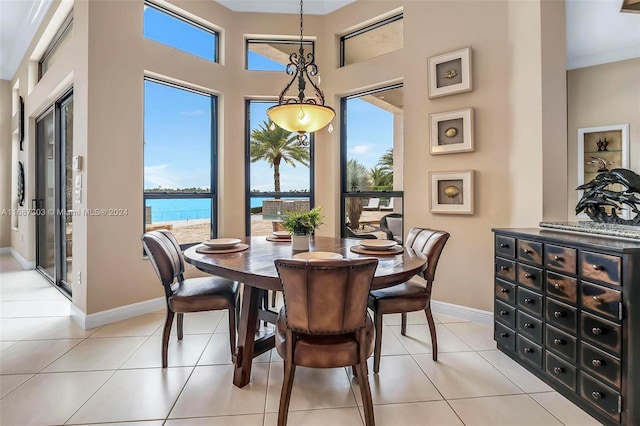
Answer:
266;236;291;242
196;243;249;254
350;245;403;256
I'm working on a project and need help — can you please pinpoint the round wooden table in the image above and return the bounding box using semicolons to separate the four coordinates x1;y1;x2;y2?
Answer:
183;236;427;388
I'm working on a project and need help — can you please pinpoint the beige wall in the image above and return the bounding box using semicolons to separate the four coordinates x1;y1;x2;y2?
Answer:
0;80;12;248
567;58;640;219
6;0;568;317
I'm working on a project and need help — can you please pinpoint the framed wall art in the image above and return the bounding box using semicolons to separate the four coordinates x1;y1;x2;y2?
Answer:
428;47;472;98
577;123;630;219
429;108;473;154
19;96;24;150
430;170;474;214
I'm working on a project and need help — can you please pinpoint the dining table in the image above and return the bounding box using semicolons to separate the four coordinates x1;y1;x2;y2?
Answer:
183;236;427;388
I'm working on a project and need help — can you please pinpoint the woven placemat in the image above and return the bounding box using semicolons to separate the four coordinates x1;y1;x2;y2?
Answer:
350;245;403;256
266;236;291;243
196;243;249;254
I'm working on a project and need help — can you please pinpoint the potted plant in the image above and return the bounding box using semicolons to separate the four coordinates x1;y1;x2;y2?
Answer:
282;207;324;250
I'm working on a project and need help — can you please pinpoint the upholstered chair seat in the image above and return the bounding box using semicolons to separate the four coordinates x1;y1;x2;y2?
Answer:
168;277;238;312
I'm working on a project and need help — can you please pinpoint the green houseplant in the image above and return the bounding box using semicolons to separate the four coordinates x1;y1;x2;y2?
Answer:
282;207;324;250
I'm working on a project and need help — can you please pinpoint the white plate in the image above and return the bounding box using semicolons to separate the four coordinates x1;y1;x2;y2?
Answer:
293;251;343;260
202;238;242;249
272;231;291;238
359;240;398;250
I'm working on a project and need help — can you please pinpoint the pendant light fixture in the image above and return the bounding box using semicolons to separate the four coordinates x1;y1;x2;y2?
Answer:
267;0;335;146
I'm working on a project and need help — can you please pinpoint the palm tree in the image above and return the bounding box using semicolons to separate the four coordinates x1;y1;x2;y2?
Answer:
346;159;372;230
370;166;392;190
376;148;394;188
250;120;310;196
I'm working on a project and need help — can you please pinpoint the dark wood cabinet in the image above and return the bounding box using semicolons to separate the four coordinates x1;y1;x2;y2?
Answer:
493;228;640;426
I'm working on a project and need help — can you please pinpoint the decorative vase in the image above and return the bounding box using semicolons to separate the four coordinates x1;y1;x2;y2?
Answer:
291;234;310;251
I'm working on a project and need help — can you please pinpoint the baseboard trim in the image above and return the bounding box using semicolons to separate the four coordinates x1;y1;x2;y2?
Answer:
71;297;165;330
0;247;11;254
10;248;36;270
431;300;493;326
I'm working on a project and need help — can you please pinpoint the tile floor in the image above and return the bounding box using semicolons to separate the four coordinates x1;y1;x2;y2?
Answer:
0;254;603;425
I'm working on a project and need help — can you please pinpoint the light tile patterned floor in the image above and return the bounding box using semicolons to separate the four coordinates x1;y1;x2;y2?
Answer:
0;254;602;425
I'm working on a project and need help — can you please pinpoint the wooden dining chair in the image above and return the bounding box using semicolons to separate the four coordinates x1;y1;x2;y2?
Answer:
141;230;239;367
368;227;450;373
274;258;379;426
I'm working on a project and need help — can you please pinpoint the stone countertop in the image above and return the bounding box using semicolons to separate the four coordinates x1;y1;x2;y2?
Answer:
539;221;640;240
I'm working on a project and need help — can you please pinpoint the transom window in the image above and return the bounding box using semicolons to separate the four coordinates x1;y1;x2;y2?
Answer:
340;14;403;67
39;13;73;79
246;39;314;71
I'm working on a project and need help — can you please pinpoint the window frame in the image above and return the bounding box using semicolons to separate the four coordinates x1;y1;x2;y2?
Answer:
245;38;314;71
142;77;218;248
339;14;403;68
144;1;220;63
244;99;315;236
39;12;73;80
340;84;404;239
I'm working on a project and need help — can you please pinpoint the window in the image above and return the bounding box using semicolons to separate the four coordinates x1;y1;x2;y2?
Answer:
340;14;403;67
246;39;314;71
144;2;219;62
245;100;314;236
341;84;404;240
143;79;217;246
39;13;73;79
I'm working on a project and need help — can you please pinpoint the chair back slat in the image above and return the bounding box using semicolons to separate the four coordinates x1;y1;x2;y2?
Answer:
275;258;378;334
405;228;450;282
141;230;185;287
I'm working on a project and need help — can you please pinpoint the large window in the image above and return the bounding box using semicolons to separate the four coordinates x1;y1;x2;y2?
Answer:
341;84;404;241
39;13;73;79
144;2;219;62
245;100;314;236
246;39;314;71
340;14;403;67
144;79;217;246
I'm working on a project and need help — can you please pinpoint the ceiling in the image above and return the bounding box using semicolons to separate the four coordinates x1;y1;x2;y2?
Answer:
0;0;639;80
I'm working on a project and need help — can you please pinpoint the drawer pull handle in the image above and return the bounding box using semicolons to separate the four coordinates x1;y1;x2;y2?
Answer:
591;391;602;400
524;323;534;328
592;327;603;335
500;288;509;293
524;249;532;254
553;255;562;261
500;266;509;271
524;273;533;279
500;333;509;338
524;298;534;304
592;264;604;271
592;296;602;304
592;359;603;367
553;367;564;374
553;338;564;345
500;243;509;248
524;347;533;354
500;310;509;316
553;282;563;290
553;311;565;318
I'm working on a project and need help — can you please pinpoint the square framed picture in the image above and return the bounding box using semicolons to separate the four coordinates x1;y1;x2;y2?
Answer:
430;170;474;214
429;108;473;155
428;47;472;98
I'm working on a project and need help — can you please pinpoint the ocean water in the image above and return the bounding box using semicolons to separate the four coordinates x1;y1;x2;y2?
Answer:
146;197;271;222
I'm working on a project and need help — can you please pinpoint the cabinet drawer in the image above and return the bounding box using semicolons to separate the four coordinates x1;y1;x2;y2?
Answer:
580;251;621;287
517;287;543;317
494;322;516;352
545;351;576;391
545;324;576;362
580;341;621;390
518;239;542;265
496;257;516;281
545;244;577;275
517;335;542;369
546;271;577;305
517;311;543;344
580;281;621;322
579;372;621;422
495;279;516;305
495;300;516;329
545;298;577;334
580;312;621;355
517;264;543;291
495;235;516;258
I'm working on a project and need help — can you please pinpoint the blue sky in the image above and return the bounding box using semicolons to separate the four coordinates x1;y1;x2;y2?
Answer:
143;6;394;191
